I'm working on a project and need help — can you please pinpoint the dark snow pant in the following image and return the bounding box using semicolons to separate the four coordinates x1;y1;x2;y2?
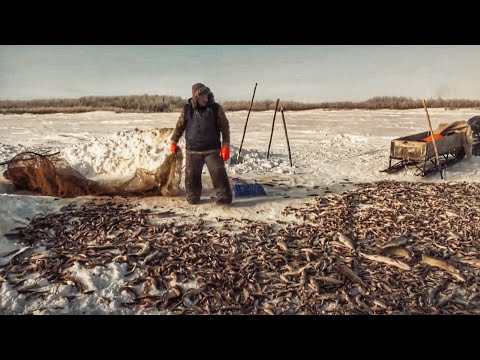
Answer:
185;151;232;205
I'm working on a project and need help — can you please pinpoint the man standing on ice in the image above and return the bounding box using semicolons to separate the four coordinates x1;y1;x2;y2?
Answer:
170;83;232;205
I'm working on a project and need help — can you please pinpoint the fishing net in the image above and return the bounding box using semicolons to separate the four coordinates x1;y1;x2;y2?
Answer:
2;150;183;198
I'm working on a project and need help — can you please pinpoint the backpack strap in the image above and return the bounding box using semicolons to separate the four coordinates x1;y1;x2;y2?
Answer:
183;103;192;123
212;103;219;129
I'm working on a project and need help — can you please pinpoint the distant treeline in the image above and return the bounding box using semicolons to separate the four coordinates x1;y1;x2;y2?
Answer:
0;95;185;114
222;97;480;111
1;95;480;114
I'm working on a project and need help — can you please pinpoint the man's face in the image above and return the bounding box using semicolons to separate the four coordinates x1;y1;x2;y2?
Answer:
196;93;209;107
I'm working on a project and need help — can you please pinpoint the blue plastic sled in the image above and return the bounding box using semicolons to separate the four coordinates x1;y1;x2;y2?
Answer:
232;178;267;198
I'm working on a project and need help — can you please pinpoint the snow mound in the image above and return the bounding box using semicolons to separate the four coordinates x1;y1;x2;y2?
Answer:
61;128;184;179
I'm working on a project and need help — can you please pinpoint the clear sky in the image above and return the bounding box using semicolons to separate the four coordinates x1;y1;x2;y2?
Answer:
1;45;479;102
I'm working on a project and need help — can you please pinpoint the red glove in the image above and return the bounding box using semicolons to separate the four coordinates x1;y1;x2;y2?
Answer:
170;143;177;154
219;146;230;161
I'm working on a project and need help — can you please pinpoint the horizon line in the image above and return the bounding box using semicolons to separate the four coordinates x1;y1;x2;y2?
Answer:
2;94;480;103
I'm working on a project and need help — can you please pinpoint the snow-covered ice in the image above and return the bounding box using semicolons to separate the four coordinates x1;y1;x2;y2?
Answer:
1;108;479;313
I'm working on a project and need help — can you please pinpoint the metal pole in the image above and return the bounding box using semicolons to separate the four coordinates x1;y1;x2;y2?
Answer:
267;98;280;159
280;107;293;167
238;83;257;159
422;99;443;179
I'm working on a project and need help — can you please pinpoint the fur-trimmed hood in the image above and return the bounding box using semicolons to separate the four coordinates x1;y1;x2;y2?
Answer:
189;84;215;108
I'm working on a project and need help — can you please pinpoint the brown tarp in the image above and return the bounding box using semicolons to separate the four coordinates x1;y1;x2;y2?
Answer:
433;120;474;157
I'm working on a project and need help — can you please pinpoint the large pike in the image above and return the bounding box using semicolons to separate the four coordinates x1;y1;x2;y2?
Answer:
422;254;465;281
336;264;367;288
337;233;355;250
360;252;411;271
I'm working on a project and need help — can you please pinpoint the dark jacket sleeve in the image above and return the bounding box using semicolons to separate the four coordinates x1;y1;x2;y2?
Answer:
171;110;186;144
217;105;230;146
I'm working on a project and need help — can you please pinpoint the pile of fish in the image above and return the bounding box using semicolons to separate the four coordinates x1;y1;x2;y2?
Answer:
1;180;480;314
282;180;480;313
